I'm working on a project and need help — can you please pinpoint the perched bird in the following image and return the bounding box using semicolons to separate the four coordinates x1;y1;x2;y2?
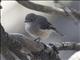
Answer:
25;13;63;41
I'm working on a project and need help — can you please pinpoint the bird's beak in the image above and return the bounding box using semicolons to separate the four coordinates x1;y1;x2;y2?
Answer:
25;20;30;22
49;25;64;36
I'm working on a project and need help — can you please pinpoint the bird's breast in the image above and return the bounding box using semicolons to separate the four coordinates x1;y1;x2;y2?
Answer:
38;30;52;39
25;23;52;39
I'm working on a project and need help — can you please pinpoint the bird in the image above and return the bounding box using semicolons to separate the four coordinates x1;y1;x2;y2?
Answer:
25;13;63;41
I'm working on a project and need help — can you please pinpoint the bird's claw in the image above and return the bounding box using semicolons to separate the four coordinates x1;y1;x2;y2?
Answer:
34;37;41;42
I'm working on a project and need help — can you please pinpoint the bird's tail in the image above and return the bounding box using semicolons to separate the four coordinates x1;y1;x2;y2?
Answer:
49;25;64;36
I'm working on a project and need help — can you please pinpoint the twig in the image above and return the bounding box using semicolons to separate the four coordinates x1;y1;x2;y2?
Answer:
53;42;80;51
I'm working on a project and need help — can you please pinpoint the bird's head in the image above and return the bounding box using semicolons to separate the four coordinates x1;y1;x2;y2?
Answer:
25;13;37;23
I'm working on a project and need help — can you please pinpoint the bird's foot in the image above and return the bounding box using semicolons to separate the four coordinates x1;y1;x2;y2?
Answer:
34;37;41;42
49;43;59;54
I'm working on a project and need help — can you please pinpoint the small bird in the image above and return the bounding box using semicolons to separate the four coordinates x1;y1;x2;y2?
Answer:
25;13;63;41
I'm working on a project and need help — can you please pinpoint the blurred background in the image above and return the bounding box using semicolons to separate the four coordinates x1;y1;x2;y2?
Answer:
1;1;80;60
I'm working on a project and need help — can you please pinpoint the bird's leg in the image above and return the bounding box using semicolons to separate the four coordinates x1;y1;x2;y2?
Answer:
34;37;41;42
